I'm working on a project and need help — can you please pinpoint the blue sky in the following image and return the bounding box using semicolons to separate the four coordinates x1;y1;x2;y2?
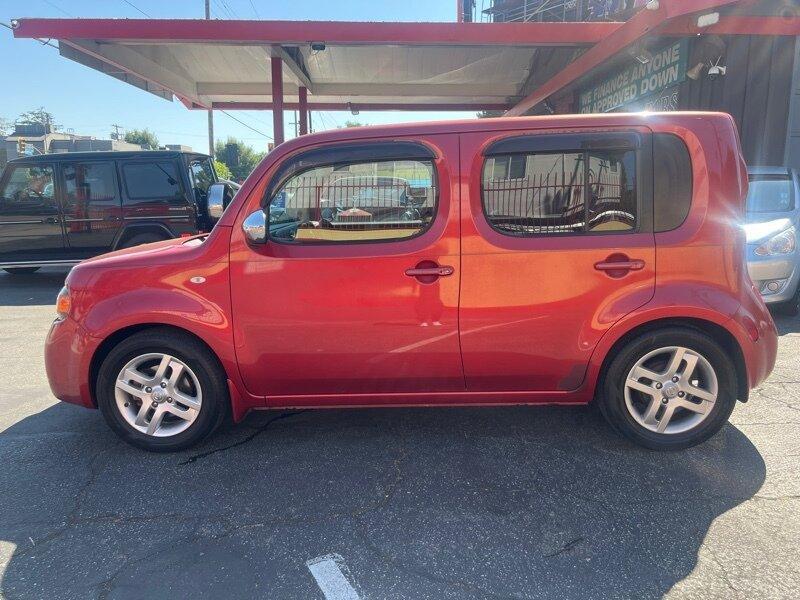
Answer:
1;0;472;153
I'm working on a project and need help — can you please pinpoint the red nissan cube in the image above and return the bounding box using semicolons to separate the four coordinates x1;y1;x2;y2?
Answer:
45;112;777;452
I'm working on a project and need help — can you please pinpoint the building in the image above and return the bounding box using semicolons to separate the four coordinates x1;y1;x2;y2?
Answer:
3;123;142;164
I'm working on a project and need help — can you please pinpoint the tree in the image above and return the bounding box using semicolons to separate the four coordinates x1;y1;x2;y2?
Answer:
343;120;364;128
213;159;232;181
0;117;12;135
17;107;59;130
124;128;160;150
214;137;265;182
476;110;504;119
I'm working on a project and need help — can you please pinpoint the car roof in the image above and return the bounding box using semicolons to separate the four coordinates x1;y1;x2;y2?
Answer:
7;150;210;163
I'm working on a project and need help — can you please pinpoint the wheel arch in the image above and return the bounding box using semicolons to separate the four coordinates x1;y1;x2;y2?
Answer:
594;317;749;403
89;323;233;410
112;222;174;249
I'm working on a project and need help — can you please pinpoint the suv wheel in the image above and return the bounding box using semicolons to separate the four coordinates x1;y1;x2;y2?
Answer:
96;328;228;452
3;267;40;275
598;327;736;450
119;232;169;249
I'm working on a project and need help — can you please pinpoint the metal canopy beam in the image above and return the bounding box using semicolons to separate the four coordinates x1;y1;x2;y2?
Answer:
208;101;513;111
11;17;621;46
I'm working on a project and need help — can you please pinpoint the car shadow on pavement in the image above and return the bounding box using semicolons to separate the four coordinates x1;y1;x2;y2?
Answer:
0;269;70;307
772;311;800;335
0;402;765;599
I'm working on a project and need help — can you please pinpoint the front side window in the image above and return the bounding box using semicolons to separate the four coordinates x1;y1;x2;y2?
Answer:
122;161;183;202
268;159;437;243
63;162;119;210
482;148;637;236
189;158;216;203
0;164;56;214
747;176;795;213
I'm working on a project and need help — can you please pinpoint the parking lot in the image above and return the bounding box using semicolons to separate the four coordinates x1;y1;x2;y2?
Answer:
0;269;797;600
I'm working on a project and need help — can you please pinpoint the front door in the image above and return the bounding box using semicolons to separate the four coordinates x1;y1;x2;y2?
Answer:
61;160;123;257
229;135;464;401
459;129;656;392
0;162;64;263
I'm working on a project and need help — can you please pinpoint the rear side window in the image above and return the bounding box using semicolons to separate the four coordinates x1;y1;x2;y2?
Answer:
482;148;637;235
268;158;437;244
122;161;183;202
653;133;692;232
63;162;119;210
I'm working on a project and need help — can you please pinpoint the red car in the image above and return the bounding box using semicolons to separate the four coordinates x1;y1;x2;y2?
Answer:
45;112;777;452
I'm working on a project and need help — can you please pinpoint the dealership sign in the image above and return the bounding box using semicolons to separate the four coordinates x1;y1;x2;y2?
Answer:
579;39;688;113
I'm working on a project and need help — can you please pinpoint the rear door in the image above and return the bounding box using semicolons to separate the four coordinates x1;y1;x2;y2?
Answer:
459;128;656;392
120;158;196;236
60;159;123;257
0;162;65;263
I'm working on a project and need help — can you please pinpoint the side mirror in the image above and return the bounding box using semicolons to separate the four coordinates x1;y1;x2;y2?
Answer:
207;182;234;221
242;209;267;244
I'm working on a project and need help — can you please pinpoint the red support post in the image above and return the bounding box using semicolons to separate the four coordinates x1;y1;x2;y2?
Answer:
299;86;308;136
271;56;285;145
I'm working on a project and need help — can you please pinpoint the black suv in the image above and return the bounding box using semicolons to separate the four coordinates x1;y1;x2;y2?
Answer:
0;150;222;274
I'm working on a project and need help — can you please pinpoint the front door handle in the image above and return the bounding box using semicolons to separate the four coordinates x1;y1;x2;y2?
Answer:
405;261;454;283
405;266;454;277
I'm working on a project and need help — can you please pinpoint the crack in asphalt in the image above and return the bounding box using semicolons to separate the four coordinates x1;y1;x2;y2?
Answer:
543;536;584;558
178;411;308;465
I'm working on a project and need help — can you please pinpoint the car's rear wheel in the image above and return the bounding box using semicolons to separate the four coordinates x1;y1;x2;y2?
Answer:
3;267;40;275
96;328;228;452
598;327;737;450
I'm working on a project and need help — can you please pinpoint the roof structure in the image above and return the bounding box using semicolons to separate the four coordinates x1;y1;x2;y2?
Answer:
10;1;800;144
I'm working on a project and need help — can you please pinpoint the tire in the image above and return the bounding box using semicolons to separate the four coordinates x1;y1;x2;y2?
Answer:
775;285;800;317
597;327;737;450
96;327;229;452
118;232;169;249
3;267;40;275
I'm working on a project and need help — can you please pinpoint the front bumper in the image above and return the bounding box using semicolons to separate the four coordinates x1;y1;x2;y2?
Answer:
44;316;101;409
746;249;800;304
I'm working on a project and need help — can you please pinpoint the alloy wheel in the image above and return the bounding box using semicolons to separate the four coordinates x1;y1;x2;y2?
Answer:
114;353;202;437
623;346;718;435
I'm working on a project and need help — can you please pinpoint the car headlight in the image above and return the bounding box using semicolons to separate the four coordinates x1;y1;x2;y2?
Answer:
754;227;796;256
55;286;71;320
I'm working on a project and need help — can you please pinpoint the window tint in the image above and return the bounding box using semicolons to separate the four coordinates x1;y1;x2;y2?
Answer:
122;161;183;201
482;148;637;236
268;159;437;244
63;162;119;210
0;164;56;214
189;158;216;202
653;133;692;232
746;176;794;213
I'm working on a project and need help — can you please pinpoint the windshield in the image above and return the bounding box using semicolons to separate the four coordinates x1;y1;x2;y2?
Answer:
746;175;795;213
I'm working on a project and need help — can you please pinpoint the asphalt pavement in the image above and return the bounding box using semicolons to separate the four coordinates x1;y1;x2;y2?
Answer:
0;268;798;599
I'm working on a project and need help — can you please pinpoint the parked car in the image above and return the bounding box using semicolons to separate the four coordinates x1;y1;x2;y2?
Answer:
744;166;800;314
0;150;230;274
45;112;777;452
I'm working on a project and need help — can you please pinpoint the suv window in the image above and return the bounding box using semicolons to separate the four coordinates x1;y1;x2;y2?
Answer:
122;161;183;202
482;147;637;235
268;158;437;244
189;157;216;203
63;161;119;210
0;164;56;214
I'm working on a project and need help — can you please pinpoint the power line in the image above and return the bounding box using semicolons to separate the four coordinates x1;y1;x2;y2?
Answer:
42;0;73;17
219;110;273;140
248;0;260;18
1;21;59;49
121;0;152;18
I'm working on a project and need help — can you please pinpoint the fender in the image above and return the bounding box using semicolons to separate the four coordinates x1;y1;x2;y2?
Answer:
111;221;176;249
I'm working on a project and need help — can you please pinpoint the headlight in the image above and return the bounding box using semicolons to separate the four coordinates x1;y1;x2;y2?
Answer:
55;286;71;320
754;227;796;256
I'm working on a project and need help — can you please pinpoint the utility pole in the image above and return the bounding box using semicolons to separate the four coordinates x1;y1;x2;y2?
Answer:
290;111;299;138
205;0;214;157
110;123;124;140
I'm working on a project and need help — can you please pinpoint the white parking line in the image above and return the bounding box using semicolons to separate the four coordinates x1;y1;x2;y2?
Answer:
306;553;362;600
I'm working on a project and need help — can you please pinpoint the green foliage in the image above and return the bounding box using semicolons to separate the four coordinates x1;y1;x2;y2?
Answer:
17;107;59;129
0;117;12;135
213;159;232;180
124;128;160;150
214;137;265;181
343;120;364;128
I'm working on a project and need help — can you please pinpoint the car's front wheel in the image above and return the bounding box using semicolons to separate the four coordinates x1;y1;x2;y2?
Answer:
96;328;228;452
597;327;737;450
